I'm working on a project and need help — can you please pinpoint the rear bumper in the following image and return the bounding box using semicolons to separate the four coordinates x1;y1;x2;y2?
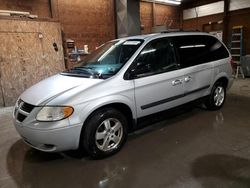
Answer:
227;77;234;90
14;121;82;152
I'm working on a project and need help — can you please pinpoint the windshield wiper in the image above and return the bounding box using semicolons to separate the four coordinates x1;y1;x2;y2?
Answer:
65;67;102;79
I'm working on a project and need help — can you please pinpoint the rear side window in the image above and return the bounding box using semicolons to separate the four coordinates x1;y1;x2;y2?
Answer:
172;35;229;68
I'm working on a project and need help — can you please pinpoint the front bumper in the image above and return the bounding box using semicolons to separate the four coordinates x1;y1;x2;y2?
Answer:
14;121;82;152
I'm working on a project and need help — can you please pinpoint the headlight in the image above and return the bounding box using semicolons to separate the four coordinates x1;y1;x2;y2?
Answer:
36;106;74;122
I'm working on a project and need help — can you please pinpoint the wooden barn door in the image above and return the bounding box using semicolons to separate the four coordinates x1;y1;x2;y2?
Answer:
0;32;42;106
0;21;65;107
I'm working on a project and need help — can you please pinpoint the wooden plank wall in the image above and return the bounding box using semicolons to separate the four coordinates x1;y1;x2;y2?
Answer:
0;19;64;106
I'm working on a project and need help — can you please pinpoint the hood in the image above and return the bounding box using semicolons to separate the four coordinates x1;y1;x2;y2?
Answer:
20;74;103;105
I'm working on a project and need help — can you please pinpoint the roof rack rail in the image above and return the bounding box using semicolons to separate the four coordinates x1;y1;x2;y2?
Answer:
160;29;200;33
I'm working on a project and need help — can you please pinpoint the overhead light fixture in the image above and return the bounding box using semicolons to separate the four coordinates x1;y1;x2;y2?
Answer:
155;0;181;5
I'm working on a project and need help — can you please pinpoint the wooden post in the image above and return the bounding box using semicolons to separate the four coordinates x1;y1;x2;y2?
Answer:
152;1;156;27
223;0;229;45
0;68;5;107
49;0;59;19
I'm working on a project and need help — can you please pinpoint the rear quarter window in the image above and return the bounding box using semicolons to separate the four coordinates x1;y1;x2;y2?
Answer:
172;35;229;68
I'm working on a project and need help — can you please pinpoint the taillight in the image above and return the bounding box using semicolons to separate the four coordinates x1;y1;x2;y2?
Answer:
230;58;235;69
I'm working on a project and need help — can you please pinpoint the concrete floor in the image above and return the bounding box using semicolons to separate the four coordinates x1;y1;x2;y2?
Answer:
1;78;250;188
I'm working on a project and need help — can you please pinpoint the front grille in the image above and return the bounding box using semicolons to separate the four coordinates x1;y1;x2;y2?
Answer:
15;100;35;122
20;102;35;113
17;113;27;122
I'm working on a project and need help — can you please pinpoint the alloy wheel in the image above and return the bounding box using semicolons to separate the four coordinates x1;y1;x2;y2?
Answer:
95;118;123;152
214;86;225;107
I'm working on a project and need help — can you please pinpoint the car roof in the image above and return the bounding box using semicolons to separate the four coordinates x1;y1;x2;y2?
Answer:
119;31;213;42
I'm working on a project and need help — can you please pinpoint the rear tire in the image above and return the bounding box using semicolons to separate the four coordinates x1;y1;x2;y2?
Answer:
205;82;226;111
81;108;128;159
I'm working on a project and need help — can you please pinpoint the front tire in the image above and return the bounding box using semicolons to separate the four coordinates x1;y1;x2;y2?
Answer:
82;108;128;159
205;82;226;111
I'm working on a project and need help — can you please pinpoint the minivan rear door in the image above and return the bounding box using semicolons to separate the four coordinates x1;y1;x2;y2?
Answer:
173;35;227;102
182;64;212;102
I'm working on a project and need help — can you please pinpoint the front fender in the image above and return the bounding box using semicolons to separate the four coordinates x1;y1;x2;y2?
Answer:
70;95;136;127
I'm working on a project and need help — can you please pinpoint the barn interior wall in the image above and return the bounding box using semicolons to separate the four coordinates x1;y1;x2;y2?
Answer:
0;0;115;51
0;0;51;18
0;0;116;106
1;0;249;106
226;9;250;55
140;1;180;34
182;1;250;54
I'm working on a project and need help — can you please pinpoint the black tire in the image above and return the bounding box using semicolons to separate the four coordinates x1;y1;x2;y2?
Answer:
81;108;128;159
205;82;226;111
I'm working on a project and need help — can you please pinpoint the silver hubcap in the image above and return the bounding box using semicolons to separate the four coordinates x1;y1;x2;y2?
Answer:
214;86;225;107
95;118;123;152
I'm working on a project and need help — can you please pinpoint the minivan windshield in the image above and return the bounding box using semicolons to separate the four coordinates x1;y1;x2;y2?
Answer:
62;39;143;79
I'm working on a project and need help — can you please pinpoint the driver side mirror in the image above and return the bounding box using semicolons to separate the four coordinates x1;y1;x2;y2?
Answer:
127;62;151;79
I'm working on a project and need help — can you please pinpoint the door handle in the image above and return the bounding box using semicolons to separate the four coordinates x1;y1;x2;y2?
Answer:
184;76;192;82
172;79;182;86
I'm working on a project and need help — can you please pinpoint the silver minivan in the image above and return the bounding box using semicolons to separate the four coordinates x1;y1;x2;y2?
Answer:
13;32;233;158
